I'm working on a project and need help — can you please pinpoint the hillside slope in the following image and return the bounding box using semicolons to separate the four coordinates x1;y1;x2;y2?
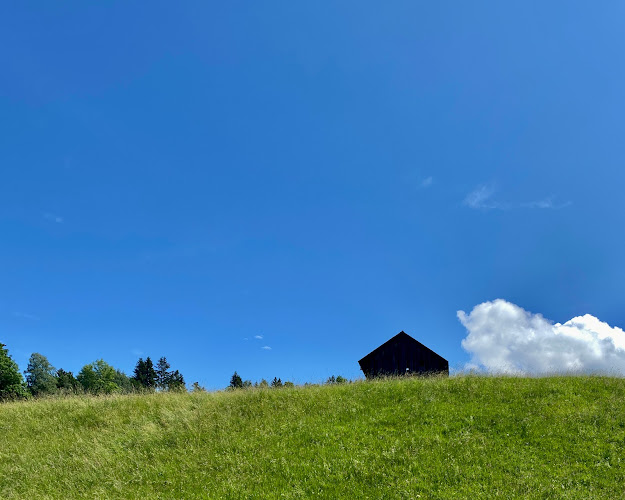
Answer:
1;376;624;499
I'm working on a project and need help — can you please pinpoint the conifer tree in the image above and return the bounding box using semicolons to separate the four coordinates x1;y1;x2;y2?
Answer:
133;357;157;390
56;369;79;392
229;371;243;389
156;357;171;389
167;369;185;391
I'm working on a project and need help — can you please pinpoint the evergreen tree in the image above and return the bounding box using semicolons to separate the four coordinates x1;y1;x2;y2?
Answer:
167;369;185;391
132;357;157;390
271;377;283;388
133;358;145;382
156;357;171;389
191;381;206;392
258;379;269;388
229;371;243;389
56;369;79;392
0;342;28;400
153;357;185;391
24;353;57;396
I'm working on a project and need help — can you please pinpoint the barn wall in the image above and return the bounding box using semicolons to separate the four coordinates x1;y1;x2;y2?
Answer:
359;336;448;378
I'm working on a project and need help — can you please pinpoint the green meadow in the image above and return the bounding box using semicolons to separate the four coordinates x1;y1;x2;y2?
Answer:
1;375;624;499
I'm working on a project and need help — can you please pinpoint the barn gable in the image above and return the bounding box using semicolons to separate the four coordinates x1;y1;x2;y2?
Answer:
358;331;449;378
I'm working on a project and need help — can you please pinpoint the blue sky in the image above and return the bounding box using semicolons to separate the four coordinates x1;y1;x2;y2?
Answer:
2;2;624;388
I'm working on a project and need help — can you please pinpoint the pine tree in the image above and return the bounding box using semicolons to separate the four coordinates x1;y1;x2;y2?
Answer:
191;381;206;392
271;377;283;388
56;369;79;392
229;371;243;389
156;357;171;390
132;357;157;390
167;370;185;391
144;357;157;389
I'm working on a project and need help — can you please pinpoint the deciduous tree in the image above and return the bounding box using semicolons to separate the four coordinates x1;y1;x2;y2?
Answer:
0;342;28;400
77;359;119;394
24;352;57;396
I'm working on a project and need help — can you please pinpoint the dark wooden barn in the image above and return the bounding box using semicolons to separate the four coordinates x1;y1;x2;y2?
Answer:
358;331;449;378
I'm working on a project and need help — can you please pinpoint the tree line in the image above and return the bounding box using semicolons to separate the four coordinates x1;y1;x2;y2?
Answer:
226;371;348;390
0;342;186;400
1;341;350;401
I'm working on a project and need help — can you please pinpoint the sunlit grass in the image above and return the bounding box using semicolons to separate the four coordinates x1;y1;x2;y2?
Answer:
1;375;624;498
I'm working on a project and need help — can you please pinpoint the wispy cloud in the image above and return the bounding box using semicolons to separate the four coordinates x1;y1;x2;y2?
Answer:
464;185;570;211
13;311;39;321
463;185;501;209
520;198;572;210
420;176;433;188
261;346;272;351
254;335;263;340
44;212;64;223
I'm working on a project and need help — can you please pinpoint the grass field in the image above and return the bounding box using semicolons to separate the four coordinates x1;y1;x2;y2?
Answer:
1;375;624;499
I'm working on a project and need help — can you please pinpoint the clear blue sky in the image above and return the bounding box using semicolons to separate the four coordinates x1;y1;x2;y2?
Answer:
2;2;624;388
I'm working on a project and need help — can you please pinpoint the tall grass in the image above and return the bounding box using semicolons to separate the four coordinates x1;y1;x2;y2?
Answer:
1;375;624;499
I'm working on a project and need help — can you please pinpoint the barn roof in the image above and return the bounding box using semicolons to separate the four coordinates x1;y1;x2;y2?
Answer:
358;331;447;365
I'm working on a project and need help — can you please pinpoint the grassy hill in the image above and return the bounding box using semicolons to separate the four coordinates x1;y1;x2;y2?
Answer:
1;375;624;499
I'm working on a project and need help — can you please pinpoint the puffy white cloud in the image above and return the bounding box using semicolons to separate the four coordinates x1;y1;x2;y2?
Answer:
458;299;625;375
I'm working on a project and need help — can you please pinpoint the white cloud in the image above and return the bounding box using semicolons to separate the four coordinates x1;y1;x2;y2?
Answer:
261;345;272;350
254;335;263;340
458;299;625;375
463;185;502;210
44;212;64;223
420;176;433;188
463;185;570;211
520;198;572;210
